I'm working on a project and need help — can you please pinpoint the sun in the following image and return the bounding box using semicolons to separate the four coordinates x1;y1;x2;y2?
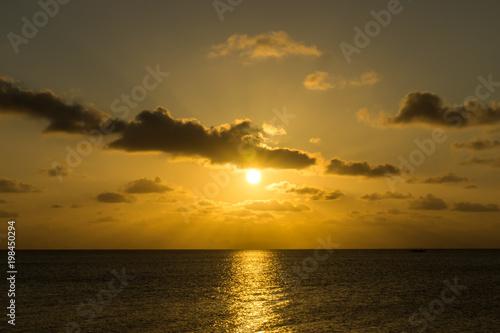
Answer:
246;169;261;184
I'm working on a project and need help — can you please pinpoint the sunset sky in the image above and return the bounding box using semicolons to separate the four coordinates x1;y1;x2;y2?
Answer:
1;0;499;249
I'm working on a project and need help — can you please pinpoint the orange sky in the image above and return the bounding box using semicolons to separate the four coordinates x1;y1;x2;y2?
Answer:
1;0;499;249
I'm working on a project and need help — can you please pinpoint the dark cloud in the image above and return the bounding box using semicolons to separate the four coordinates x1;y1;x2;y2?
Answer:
0;199;7;204
44;165;71;178
0;77;126;134
452;202;499;212
361;191;412;201
96;191;135;203
51;204;63;208
240;199;311;212
0;210;18;218
124;177;173;194
325;158;399;177
91;216;119;223
407;172;469;184
464;185;478;189
109;107;316;170
452;138;500;151
409;194;448;210
383;92;500;127
0;178;41;193
459;156;500;168
265;181;344;200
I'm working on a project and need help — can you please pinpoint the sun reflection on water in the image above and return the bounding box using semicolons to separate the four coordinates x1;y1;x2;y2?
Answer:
217;250;292;333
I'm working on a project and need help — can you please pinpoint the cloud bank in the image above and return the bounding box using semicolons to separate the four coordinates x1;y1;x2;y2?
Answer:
109;107;316;170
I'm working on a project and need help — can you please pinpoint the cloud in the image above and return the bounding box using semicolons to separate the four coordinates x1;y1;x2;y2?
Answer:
0;199;7;204
349;71;380;86
325;158;400;177
96;191;136;203
409;194;448;210
0;210;18;218
452;138;500;151
309;137;321;144
380;91;500;128
208;31;321;64
124;177;173;194
91;216;119;223
109;107;316;170
262;122;286;136
303;70;380;91
239;199;311;212
265;181;344;200
406;172;469;184
0;76;126;134
361;191;412;201
459;156;500;168
464;185;478;189
0;178;41;193
43;165;71;178
356;108;372;123
303;71;336;90
451;202;499;212
51;204;63;208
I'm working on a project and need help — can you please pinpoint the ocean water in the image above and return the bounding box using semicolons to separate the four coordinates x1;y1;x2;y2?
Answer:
6;250;500;332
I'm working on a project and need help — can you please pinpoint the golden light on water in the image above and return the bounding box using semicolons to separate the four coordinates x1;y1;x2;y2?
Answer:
222;251;289;332
246;170;261;184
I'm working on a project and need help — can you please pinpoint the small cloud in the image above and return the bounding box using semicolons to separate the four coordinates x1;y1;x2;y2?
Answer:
265;181;344;201
51;204;63;208
208;31;321;64
303;70;380;91
309;137;321;144
349;70;380;86
356;108;371;123
0;210;18;218
262;122;286;136
361;191;412;201
452;202;499;212
240;199;311;212
464;185;478;190
43;165;71;178
452;138;500;151
152;197;179;204
124;177;173;194
91;216;119;223
409;194;448;210
96;191;136;203
0;199;7;204
325;158;399;177
0;178;41;193
459;156;500;168
303;71;337;90
407;172;469;184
